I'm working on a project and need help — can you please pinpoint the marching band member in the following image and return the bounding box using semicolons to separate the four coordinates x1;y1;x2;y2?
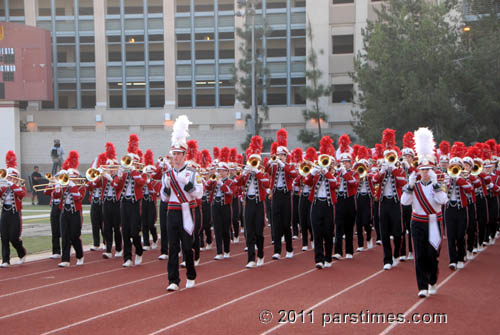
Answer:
371;144;384;245
266;129;298;260
334;135;359;260
206;147;233;260
472;143;490;251
399;132;418;259
199;150;213;251
142;150;160;250
113;134;147;267
237;136;270;268
401;127;448;298
229;148;242;244
44;173;62;259
305;136;338;269
291;148;303;241
0;151;27;267
87;153;107;251
156;154;171;260
372;129;407;270
444;143;473;270
463;146;481;256
101;142;123;258
164;116;203;291
295;147;317;251
485;140;500;245
54;151;86;267
354;145;375;251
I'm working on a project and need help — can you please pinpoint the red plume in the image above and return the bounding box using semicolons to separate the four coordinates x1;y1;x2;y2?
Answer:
271;142;278;155
105;142;117;160
352;144;360;160
357;146;369;160
128;134;139;154
62;161;70;170
137;149;143;163
338;134;351;153
276;129;288;148
200;149;212;169
97;153;107;167
64;150;80;170
5;151;17;169
213;147;220;161
220;147;230;163
304;147;318;162
374;144;384;160
381;129;396;149
237;154;244;165
319;136;335;156
402;132;415;149
229;148;238;163
245;147;254;157
466;146;480;159
263;157;269;166
144;149;154;166
250;135;263;154
439;141;450;157
291;148;303;163
186;140;198;161
497;144;500;157
450;142;465;158
485;139;497;154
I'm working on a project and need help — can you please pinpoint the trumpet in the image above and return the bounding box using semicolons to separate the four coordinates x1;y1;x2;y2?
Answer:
247;157;261;169
209;173;218;181
86;168;101;182
471;160;483;176
318;154;332;168
385;152;398;165
0;168;25;186
353;162;368;178
411;158;419;168
100;164;120;173
299;161;313;177
447;164;462;179
270;155;277;162
121;154;144;170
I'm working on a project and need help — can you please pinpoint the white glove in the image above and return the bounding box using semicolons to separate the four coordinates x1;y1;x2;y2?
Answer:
251;167;259;174
117;169;123;178
105;173;113;182
7;181;13;187
322;168;329;175
380;164;387;174
278;160;285;168
311;167;320;176
402;160;410;169
408;172;417;188
164;176;171;187
488;183;494;190
340;166;346;176
68;180;76;187
55;183;61;192
217;180;223;187
429;170;438;185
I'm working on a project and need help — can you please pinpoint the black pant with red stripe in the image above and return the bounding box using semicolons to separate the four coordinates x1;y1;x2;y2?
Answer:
272;190;293;255
159;200;168;255
445;204;467;264
379;197;403;265
299;195;313;248
373;200;381;241
310;200;334;264
200;199;212;247
103;200;122;254
90;201;104;248
466;203;477;252
50;204;61;255
335;196;356;256
355;194;372;248
411;220;439;291
1;209;26;264
120;199;143;262
167;209;196;285
476;196;488;246
212;200;231;254
141;198;158;247
487;195;498;241
292;193;300;237
60;208;83;262
400;204;413;255
245;198;265;262
193;206;202;261
232;197;240;239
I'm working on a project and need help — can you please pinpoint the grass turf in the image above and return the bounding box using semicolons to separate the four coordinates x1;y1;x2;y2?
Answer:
10;234;93;257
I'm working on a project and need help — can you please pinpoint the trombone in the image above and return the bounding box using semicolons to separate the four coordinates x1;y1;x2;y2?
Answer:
121;154;144;170
86;168;101;182
0;168;25;187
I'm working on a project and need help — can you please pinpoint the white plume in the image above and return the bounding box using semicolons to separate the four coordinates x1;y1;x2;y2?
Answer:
414;127;435;158
171;115;192;146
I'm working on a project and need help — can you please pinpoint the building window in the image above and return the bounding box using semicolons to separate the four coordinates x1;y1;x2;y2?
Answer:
332;35;354;54
332;0;354;4
332;84;353;103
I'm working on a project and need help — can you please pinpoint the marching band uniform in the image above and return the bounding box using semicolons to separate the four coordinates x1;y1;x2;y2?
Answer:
87;154;106;251
354;146;374;251
54;151;86;267
113;134;146;267
372;129;407;269
295;148;315;251
0;151;27;267
200;169;213;250
141;150;160;250
156;158;170;260
401;127;448;298
44;186;61;258
305;136;338;268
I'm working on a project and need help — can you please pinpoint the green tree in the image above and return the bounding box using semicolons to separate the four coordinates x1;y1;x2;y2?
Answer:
298;20;333;148
351;0;464;146
231;1;272;150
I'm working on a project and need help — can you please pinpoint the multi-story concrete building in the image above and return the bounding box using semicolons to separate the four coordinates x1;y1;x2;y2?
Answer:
0;0;385;176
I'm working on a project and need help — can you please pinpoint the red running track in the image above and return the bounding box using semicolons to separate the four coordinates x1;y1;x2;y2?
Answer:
1;228;499;335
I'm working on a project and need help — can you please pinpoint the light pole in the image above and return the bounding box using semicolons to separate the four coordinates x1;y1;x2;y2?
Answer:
236;0;257;137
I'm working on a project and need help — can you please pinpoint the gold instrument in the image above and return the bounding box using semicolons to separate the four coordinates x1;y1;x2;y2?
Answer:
0;168;25;186
120;154;144;170
86;168;101;182
100;164;120;172
247;157;261;169
471;160;483;176
411;158;419;168
353;162;368;179
385;152;398;165
318;154;332;168
447;164;462;179
299;161;312;177
270;155;277;162
209;173;218;181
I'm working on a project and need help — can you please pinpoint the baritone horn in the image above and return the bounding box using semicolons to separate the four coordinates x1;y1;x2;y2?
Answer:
447;164;462;179
86;168;101;182
353;162;368;178
471;160;483;176
385;152;397;165
247;157;260;169
318;154;332;168
299;161;312;177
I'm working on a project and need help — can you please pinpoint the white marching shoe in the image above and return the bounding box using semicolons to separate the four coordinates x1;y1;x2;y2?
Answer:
345;254;353;259
143;246;151;251
151;242;158;250
323;261;332;268
180;261;186;268
457;261;464;269
256;257;264;267
1;262;10;268
383;263;392;270
122;260;133;267
186;279;196;289
376;240;382;245
50;254;61;259
58;262;70;268
90;246;100;251
17;256;26;265
449;263;457;270
333;253;342;260
244;247;248;251
76;257;84;266
204;243;212;251
115;250;123;257
102;253;113;259
246;261;256;268
418;290;429;298
158;254;168;260
301;246;308;251
311;241;315;249
167;283;179;291
223;252;230;259
367;240;374;249
466;251;473;261
194;259;200;266
399;256;406;262
407;252;414;260
428;284;438;295
272;253;281;260
285;251;294;259
233;237;239;244
392;257;400;268
214;254;224;260
315;262;324;269
356;247;364;252
134;255;142;266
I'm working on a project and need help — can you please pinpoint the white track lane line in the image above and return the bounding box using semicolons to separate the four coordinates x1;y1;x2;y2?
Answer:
261;269;385;335
1;244;276;319
39;250;304;335
379;251;483;334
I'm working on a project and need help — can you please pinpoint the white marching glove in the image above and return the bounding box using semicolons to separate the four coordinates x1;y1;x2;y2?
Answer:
278;160;285;168
340;166;346;176
55;183;61;192
68;180;76;188
429;170;438;185
408;172;417;188
251;167;259;174
105;173;113;182
311;167;320;176
322;168;329;175
380;164;387;174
